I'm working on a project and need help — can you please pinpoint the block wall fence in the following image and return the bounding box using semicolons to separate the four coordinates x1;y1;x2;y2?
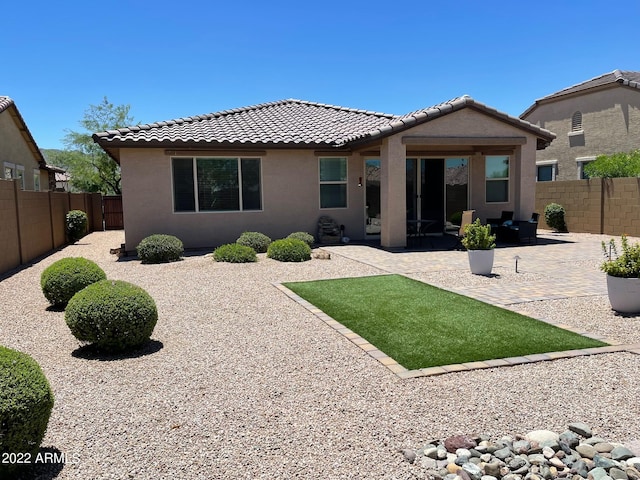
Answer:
0;179;103;276
535;178;640;237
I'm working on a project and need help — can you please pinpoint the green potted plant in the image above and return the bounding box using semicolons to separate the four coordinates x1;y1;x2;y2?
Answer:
461;219;496;275
601;235;640;313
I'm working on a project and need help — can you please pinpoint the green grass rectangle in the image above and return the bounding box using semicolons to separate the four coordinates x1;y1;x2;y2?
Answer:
284;275;607;370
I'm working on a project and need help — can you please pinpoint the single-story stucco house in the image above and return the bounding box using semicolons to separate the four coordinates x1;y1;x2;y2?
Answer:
93;96;555;250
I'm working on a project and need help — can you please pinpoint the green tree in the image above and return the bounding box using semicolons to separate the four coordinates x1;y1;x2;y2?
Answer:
62;97;134;194
583;150;640;178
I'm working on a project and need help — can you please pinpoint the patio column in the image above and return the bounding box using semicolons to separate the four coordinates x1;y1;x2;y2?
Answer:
380;136;406;247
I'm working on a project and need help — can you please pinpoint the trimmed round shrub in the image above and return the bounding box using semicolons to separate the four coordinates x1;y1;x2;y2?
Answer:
0;346;54;477
136;234;184;264
66;209;88;243
213;243;257;263
287;231;315;247
544;203;567;232
40;257;107;307
267;238;311;262
65;280;158;352
236;232;272;253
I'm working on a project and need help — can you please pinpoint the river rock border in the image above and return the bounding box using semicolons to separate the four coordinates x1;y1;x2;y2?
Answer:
403;423;640;480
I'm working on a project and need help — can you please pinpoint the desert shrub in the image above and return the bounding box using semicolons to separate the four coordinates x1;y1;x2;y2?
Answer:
65;280;158;352
287;231;315;247
213;244;257;263
0;346;54;477
66;209;88;243
236;232;272;253
544;203;567;232
40;257;106;307
267;238;311;262
136;234;184;264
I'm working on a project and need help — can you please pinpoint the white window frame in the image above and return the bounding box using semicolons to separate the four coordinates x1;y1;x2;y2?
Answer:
15;165;25;190
576;156;596;179
4;162;15;181
170;157;263;213
536;159;557;182
319;157;348;209
485;155;510;204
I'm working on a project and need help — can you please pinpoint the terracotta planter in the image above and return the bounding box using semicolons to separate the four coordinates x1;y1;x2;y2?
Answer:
467;249;494;275
606;275;640;313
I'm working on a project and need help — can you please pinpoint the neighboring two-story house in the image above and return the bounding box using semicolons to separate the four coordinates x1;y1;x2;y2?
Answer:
0;96;60;191
521;70;640;181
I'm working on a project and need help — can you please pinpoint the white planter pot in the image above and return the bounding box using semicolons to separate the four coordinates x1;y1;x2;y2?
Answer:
606;275;640;313
467;249;495;275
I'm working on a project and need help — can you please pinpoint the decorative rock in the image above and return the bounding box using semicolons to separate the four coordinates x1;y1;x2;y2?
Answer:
588;467;609;480
495;447;514;460
503;474;523;480
426;447;440;459
609;467;628;480
457;449;473;458
480;453;492;463
550;457;566;469
462;462;484;480
560;432;582;448
573;459;590;477
544;447;556;459
595;444;615;454
577;445;598;460
403;449;417;464
626;459;640;470
481;476;498;480
422;457;438;469
594;455;618;470
625;468;640;480
569;423;593;438
438;448;450;460
513;441;532;454
611;447;635;462
446;436;478;453
529;454;548;466
510;458;529;470
484;461;502;477
528;431;561;445
459;468;473;480
448;463;462;474
586;439;610;447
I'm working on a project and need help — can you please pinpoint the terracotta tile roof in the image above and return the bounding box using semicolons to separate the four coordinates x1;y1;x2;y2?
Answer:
0;96;15;113
94;96;555;157
521;69;640;117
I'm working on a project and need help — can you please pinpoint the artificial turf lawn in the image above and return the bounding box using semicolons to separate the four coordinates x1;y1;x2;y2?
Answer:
284;274;607;370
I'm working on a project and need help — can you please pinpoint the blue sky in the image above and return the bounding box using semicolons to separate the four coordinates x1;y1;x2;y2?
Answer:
1;0;638;149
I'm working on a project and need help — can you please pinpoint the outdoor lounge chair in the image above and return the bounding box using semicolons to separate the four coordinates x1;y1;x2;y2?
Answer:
487;210;514;233
317;215;342;244
448;209;475;250
498;213;538;244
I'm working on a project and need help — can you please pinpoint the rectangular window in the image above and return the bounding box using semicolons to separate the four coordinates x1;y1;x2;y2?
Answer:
33;169;41;191
16;166;25;190
319;157;347;208
537;165;554;182
171;157;261;212
4;162;15;180
485;155;509;203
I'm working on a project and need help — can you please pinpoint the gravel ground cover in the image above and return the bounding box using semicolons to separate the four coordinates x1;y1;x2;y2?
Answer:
1;231;640;479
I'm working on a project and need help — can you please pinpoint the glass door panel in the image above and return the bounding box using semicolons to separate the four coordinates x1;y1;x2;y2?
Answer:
445;158;469;226
365;159;381;237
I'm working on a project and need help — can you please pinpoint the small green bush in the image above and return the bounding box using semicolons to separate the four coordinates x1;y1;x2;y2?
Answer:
65;280;158;352
0;346;54;477
287;231;315;247
267;238;311;262
462;219;496;250
544;203;567;232
601;235;640;278
236;232;272;253
40;257;107;307
213;244;257;263
136;234;184;264
66;210;88;243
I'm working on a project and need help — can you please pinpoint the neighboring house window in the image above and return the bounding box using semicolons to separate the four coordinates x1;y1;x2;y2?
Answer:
576;156;596;179
171;157;262;212
571;111;583;132
33;169;41;191
485;155;509;203
536;160;557;182
319;157;347;208
3;162;25;189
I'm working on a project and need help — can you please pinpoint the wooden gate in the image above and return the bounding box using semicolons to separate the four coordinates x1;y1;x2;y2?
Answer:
103;195;124;230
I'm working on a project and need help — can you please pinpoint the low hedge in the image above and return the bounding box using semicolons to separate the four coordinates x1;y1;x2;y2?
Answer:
213;244;257;263
544;203;567;232
287;232;315;247
40;257;106;307
236;232;271;253
267;238;311;262
136;234;184;264
0;346;55;477
65;280;158;352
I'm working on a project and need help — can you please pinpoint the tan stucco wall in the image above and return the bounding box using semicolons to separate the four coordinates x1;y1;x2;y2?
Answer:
523;86;640;180
0;110;45;191
120;148;366;250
